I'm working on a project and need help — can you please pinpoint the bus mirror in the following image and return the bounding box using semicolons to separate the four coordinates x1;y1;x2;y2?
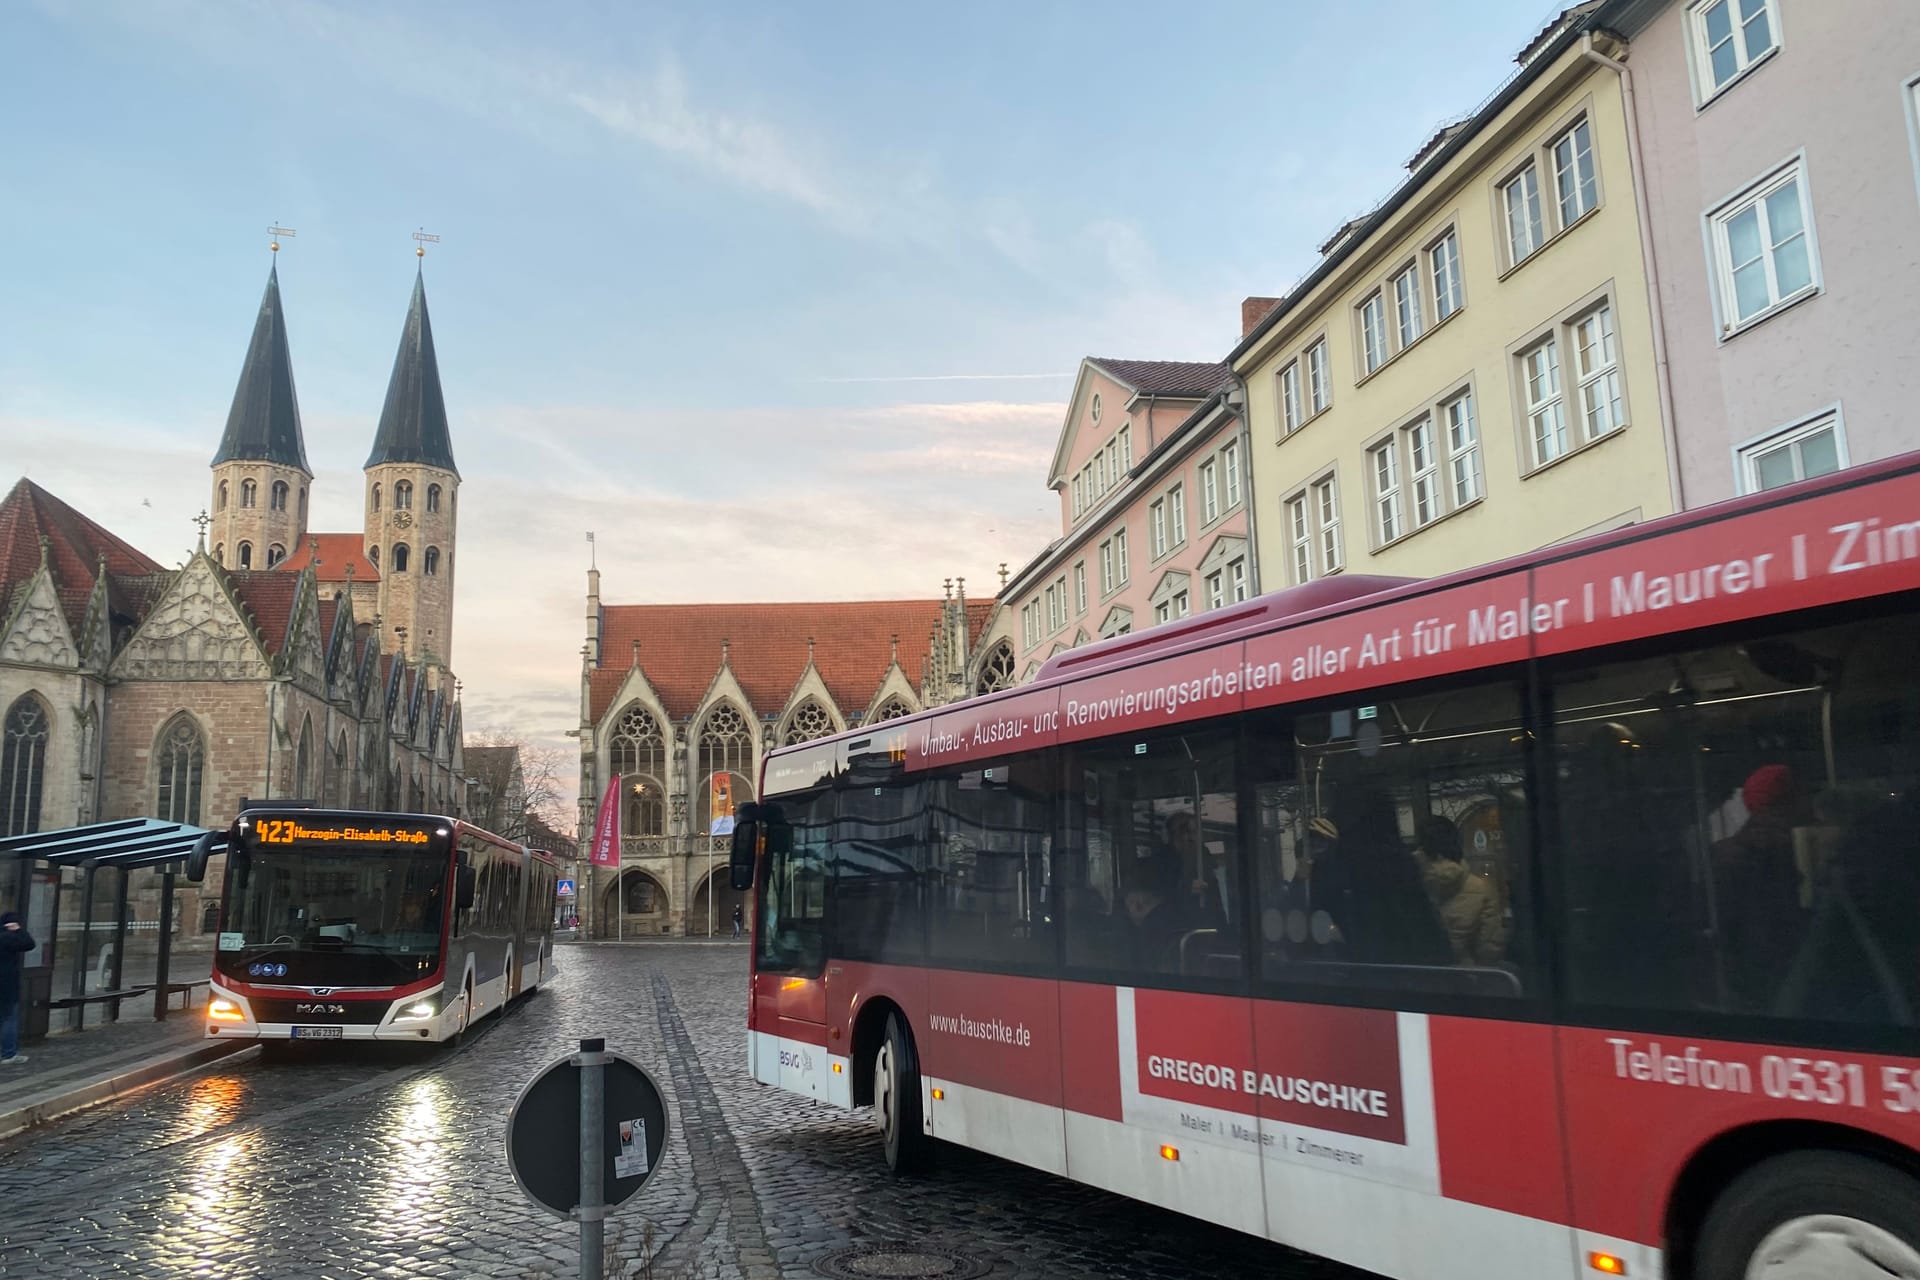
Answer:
455;865;477;911
729;821;757;892
184;832;215;884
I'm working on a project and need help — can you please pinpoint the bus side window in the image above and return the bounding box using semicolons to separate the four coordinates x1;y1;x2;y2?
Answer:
835;774;925;964
926;750;1055;974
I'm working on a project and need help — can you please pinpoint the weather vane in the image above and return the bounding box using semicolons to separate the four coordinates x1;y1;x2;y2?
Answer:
269;224;297;253
412;228;440;259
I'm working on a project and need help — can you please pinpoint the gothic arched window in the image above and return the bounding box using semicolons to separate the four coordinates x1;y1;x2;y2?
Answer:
372;484;382;512
395;481;413;510
875;696;913;721
392;544;410;573
782;700;834;745
155;714;205;826
975;641;1017;695
423;547;440;576
610;704;666;836
427;485;441;513
217;480;229;511
270;480;289;511
2;695;50;837
697;702;754;838
368;545;379;569
332;732;351;807
294;716;313;799
240;480;257;508
267;543;286;568
238;542;253;569
298;487;308;524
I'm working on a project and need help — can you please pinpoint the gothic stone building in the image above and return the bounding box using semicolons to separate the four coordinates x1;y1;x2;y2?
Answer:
576;569;1004;937
0;258;470;946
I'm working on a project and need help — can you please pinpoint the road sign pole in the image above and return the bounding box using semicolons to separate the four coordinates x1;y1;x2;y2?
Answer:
576;1037;608;1280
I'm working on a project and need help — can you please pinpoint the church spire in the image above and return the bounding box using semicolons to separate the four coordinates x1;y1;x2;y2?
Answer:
213;262;312;474
365;270;458;476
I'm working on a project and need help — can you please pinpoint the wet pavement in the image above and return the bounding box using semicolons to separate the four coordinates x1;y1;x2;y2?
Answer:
0;943;1378;1279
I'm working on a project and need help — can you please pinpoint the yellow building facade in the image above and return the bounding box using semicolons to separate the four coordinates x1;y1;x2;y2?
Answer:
1236;29;1675;587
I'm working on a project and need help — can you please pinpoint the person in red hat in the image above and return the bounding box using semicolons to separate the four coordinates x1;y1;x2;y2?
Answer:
1714;763;1808;1011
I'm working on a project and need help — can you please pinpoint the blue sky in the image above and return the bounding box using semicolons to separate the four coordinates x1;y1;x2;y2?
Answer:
2;0;1563;749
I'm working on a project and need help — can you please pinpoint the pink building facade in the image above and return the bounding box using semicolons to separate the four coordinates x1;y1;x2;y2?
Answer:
1004;358;1249;679
1600;0;1920;504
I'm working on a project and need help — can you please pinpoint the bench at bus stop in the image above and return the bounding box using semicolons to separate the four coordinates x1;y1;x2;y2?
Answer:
44;979;210;1018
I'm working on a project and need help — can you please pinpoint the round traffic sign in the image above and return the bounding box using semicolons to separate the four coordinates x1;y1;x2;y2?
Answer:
506;1047;670;1219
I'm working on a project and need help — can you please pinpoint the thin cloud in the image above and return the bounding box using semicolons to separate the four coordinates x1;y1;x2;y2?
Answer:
814;373;1073;384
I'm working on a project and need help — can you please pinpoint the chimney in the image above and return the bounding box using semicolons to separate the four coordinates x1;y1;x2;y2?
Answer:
1241;296;1283;337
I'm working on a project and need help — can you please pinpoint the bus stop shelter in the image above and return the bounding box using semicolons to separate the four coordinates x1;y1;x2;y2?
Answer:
2;818;226;1039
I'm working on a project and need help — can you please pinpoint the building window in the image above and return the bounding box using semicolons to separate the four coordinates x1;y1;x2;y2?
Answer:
1022;602;1036;648
1149;499;1168;557
1307;339;1331;413
1100;539;1116;593
1445;390;1482;507
393;543;411;573
238;541;253;569
1370;439;1403;545
1206;570;1225;610
155;714;205;826
427;484;441;513
975;642;1017;695
1229;557;1248;602
1740;412;1845;492
424;546;440;575
1286;495;1313;586
1552;118;1598;227
1;695;49;837
1504;163;1545;263
1283;474;1343;583
1074;561;1087;615
1359;291;1387;374
1690;0;1778;101
1710;160;1818;333
369;545;379;569
1223;441;1241;509
213;543;224;565
1393;263;1423;349
1199;460;1219;524
270;480;289;511
1572;304;1626;442
1072;475;1085;517
1430;229;1463;322
1119;424;1133;471
373;484;382;512
217;480;229;511
395;480;413;510
1279;361;1303;433
1115;527;1130;585
1090;392;1102;424
1406;415;1441;528
266;543;286;568
783;700;836;746
1169;484;1186;547
240;479;257;508
1522;336;1568;466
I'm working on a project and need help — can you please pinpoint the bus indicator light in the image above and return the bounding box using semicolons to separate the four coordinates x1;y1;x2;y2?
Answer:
1159;1145;1179;1162
831;1062;843;1074
930;1088;945;1101
207;998;244;1022
1587;1254;1626;1275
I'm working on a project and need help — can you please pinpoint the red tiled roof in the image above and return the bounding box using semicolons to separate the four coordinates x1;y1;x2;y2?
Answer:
1086;359;1230;398
0;478;167;638
277;532;378;583
592;599;951;723
221;569;301;656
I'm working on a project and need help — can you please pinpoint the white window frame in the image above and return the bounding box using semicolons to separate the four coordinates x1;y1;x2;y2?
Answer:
1687;0;1782;107
1551;117;1598;228
1359;291;1388;375
1074;561;1088;615
1199;459;1220;524
1522;336;1568;468
1286;494;1313;586
1429;228;1463;323
1503;162;1545;264
1705;155;1822;338
1733;407;1848;495
1223;440;1242;509
1206;570;1225;610
1443;389;1482;508
1314;475;1343;575
1115;527;1130;585
1169;484;1186;547
1571;303;1626;443
1071;474;1084;518
1307;338;1331;413
1228;557;1248;603
1149;499;1168;558
1119;424;1133;471
1279;361;1303;433
1906;73;1920;215
1392;262;1423;350
1099;539;1116;594
1370;439;1403;546
1405;414;1440;529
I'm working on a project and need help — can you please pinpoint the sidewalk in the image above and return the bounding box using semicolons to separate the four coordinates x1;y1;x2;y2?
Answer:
0;1006;251;1141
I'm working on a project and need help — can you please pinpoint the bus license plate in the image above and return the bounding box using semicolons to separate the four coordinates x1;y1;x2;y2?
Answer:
291;1026;342;1040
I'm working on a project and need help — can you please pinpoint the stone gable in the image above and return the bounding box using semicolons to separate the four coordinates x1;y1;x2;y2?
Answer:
112;558;269;681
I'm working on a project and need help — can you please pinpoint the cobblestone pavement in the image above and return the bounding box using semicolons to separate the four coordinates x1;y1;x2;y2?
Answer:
0;945;1381;1280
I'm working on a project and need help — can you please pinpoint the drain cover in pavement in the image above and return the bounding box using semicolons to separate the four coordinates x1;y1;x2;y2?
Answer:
810;1245;992;1279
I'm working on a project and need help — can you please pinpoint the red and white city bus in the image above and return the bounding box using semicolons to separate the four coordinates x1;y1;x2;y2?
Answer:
198;809;559;1045
731;452;1920;1280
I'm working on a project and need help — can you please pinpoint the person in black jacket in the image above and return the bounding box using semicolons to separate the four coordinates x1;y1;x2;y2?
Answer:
1;911;34;1064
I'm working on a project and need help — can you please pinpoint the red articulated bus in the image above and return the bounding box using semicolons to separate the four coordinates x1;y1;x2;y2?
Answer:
203;810;558;1045
731;452;1920;1280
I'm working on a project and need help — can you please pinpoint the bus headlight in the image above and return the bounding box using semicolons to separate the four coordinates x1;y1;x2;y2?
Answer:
207;998;245;1023
394;996;439;1022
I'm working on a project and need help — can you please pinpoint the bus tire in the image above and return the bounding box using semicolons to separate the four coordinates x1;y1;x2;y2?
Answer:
875;1011;930;1176
1693;1149;1920;1280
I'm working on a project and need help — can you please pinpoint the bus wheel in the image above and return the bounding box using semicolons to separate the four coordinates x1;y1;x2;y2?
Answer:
874;1012;930;1175
1694;1150;1920;1280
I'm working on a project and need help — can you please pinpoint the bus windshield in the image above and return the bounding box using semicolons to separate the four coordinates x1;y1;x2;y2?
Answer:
214;845;449;987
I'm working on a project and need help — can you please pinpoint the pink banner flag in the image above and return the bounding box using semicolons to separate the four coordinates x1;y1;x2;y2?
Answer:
589;773;622;867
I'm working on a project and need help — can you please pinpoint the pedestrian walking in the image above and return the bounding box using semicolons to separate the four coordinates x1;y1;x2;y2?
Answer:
1;911;34;1065
731;903;743;939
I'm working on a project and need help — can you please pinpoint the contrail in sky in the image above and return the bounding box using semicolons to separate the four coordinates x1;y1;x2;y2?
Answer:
813;372;1073;383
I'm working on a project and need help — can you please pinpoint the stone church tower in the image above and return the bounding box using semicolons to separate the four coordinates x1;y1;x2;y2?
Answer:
364;270;459;670
209;261;312;571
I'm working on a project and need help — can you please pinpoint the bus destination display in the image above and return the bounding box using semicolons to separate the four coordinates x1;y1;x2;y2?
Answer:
249;817;433;847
